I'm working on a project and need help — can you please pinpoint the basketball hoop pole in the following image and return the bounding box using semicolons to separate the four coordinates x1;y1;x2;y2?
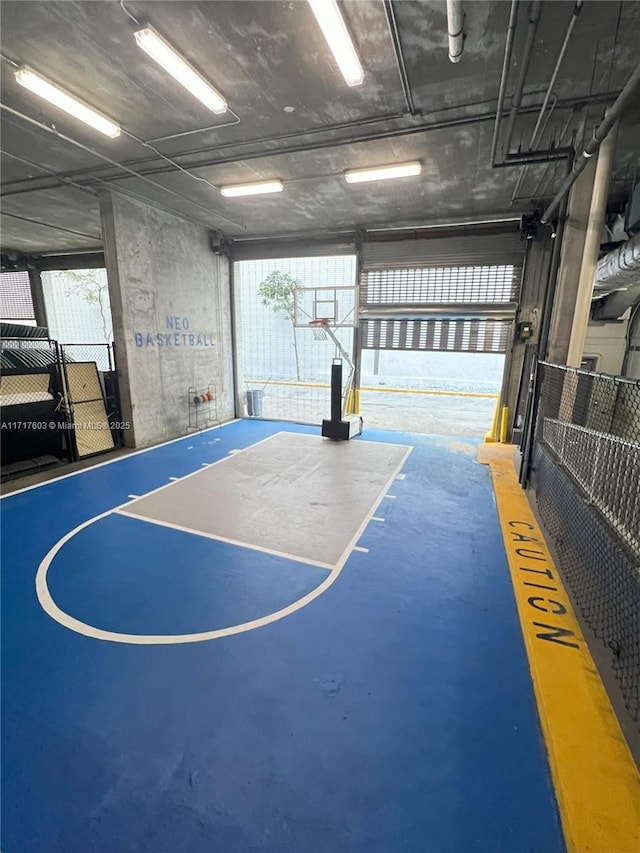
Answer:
309;321;356;418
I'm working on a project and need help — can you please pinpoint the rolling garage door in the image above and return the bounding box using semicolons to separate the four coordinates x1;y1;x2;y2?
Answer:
360;228;525;353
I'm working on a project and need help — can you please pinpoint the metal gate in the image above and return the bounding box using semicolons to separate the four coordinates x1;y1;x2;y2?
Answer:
356;228;525;435
359;229;525;354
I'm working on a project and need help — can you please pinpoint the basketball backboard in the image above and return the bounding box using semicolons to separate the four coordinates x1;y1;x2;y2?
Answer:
293;285;357;328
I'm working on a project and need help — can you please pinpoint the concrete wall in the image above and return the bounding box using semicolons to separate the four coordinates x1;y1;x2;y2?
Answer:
583;318;628;375
100;191;234;447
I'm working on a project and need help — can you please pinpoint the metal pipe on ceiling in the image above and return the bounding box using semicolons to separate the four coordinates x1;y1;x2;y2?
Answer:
490;0;519;166
146;91;557;164
527;4;581;147
509;93;559;204
527;107;580;205
502;0;542;156
0;91;619;198
150;111;406;147
492;146;572;167
146;112;241;143
0;105;246;230
541;62;640;224
382;0;417;115
57;94;623;183
510;0;583;202
446;0;465;63
366;214;521;232
122;129;223;195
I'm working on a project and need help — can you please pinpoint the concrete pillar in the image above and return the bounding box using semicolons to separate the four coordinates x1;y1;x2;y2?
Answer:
546;157;597;365
99;190;235;448
546;124;617;367
566;124;617;367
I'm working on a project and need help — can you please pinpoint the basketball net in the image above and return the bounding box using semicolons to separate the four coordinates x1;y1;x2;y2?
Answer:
309;319;329;341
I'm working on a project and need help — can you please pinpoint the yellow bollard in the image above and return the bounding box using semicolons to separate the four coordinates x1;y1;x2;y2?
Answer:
484;396;500;443
499;406;509;443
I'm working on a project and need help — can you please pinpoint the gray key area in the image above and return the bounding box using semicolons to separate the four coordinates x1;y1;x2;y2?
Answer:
120;433;411;568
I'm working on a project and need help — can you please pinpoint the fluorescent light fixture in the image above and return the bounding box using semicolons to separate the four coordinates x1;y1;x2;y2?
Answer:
14;67;121;138
308;0;364;86
345;162;422;184
220;180;284;198
134;25;227;114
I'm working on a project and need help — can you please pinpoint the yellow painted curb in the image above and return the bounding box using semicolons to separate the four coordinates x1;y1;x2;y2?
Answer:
479;443;640;853
245;379;496;400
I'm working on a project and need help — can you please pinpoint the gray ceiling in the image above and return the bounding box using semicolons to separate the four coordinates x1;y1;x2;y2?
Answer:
1;0;639;255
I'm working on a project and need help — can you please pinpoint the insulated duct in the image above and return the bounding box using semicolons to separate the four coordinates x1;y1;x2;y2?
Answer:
592;233;640;320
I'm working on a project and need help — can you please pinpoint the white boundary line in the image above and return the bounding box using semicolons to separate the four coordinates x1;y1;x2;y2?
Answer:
34;438;412;645
122;432;282;512
114;509;335;572
1;419;240;500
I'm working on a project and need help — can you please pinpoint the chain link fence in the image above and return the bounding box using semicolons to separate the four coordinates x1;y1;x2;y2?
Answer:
531;362;640;725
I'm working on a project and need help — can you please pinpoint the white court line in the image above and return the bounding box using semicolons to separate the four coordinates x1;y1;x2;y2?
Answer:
383;494;397;500
127;494;140;499
0;419;240;499
114;509;335;572
296;431;409;452
353;546;369;553
34;437;412;645
200;463;210;467
371;516;385;522
396;473;406;480
169;477;179;481
122;432;286;514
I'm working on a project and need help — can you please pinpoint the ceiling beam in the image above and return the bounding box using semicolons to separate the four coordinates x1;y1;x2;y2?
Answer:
0;91;619;198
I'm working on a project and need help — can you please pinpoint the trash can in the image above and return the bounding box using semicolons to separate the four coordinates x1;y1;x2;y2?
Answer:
246;389;265;417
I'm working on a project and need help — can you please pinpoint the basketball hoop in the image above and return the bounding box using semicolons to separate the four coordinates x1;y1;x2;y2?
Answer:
309;318;329;340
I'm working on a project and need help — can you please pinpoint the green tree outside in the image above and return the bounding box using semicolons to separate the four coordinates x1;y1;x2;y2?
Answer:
64;270;113;344
257;270;302;380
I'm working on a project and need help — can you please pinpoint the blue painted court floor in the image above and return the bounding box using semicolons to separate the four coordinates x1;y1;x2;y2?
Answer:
1;420;565;852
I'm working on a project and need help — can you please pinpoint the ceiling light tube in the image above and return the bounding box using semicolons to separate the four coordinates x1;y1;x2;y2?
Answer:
344;162;422;184
308;0;364;86
220;180;284;198
14;67;121;138
134;25;227;114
